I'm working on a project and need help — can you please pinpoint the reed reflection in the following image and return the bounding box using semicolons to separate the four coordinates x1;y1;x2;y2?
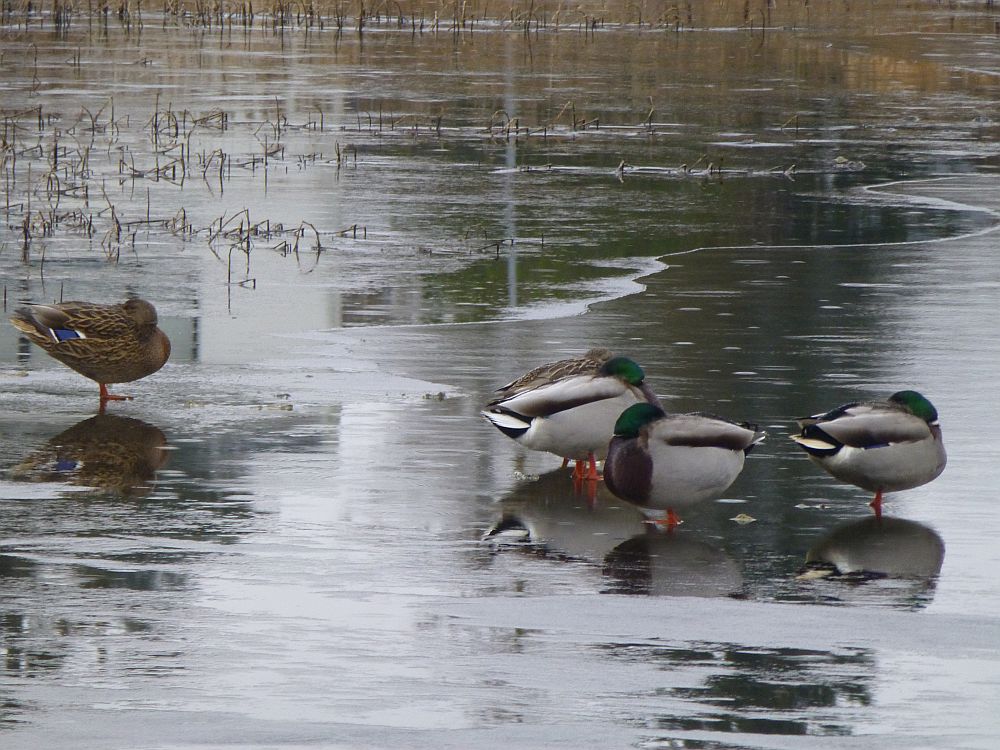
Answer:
9;414;169;498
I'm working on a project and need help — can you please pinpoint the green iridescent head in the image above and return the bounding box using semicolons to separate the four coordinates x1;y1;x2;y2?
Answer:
613;402;666;438
889;390;939;423
600;356;646;386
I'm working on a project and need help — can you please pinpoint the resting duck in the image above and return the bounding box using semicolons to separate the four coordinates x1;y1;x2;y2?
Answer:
603;402;765;528
10;298;171;407
790;390;946;518
482;353;660;481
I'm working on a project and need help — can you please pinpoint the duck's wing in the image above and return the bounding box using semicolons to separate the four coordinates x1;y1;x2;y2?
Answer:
487;373;629;418
794;403;930;450
496;349;612;395
11;302;130;344
653;413;765;452
795;399;870;429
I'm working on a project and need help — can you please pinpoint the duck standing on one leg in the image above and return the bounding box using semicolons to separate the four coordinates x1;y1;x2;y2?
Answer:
10;298;171;409
482;352;661;481
790;390;946;519
604;402;765;528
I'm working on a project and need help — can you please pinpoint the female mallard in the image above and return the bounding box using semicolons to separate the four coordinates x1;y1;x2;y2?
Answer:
790;390;946;518
604;402;765;528
10;298;171;406
482;354;660;481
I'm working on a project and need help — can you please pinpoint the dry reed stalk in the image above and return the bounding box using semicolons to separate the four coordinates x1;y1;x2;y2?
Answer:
0;0;800;30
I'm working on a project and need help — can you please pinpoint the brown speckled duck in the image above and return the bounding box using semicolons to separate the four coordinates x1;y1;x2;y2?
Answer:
10;298;171;406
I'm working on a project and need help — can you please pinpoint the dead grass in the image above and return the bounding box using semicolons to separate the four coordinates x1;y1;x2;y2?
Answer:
1;0;977;34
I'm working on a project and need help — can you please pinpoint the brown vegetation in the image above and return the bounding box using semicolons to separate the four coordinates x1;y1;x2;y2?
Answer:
1;0;992;34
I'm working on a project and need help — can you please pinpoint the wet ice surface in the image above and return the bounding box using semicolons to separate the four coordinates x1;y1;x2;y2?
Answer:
3;11;1000;750
4;178;1000;750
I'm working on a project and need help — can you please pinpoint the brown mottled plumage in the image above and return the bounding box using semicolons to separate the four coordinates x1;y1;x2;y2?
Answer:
9;298;171;404
495;347;614;397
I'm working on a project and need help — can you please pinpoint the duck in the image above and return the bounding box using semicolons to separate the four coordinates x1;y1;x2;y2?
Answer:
790;390;946;518
9;298;171;407
603;402;765;528
482;353;660;481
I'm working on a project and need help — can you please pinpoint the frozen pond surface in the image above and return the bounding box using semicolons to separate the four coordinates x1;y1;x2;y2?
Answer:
2;6;1000;749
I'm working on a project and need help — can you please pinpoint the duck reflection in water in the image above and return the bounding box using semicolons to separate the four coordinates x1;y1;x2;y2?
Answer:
484;469;742;597
801;516;945;580
798;516;945;608
484;468;648;563
603;529;743;598
9;414;169;498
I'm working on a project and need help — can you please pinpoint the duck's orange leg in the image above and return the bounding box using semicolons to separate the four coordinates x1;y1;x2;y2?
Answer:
647;508;682;531
869;490;883;520
583;452;601;482
99;383;133;404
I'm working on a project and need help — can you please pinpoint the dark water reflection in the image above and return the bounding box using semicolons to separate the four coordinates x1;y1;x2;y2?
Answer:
804;516;945;580
644;646;873;736
596;640;875;740
485;469;745;598
603;531;743;599
9;414;169;497
796;516;945;610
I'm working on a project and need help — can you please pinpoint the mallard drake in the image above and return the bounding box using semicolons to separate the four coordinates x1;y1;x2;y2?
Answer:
9;298;171;406
482;354;660;481
790;390;946;518
604;402;765;528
